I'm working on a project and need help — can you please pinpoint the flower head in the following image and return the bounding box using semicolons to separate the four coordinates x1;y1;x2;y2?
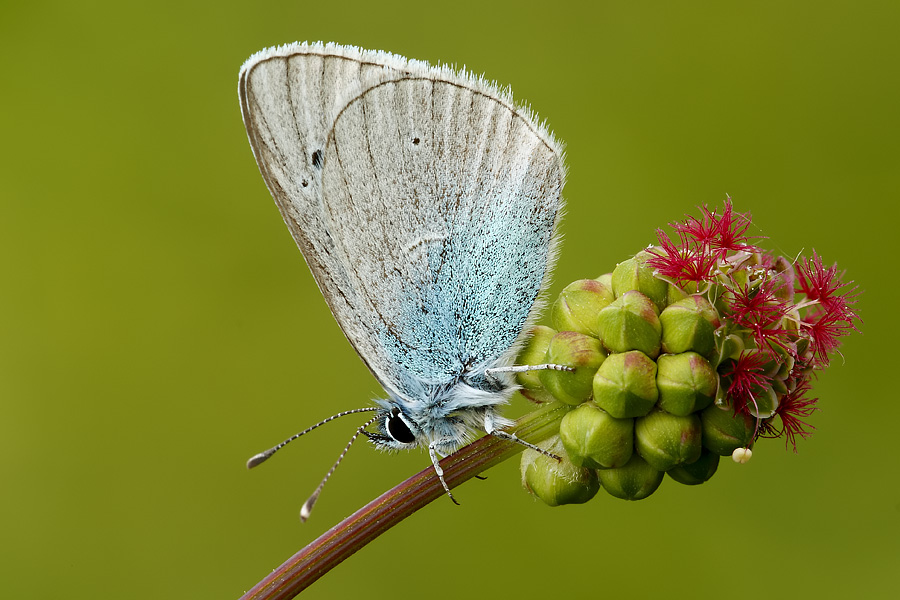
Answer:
519;198;861;507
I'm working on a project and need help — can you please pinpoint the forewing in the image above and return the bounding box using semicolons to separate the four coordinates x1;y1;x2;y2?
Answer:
239;43;416;392
320;77;564;392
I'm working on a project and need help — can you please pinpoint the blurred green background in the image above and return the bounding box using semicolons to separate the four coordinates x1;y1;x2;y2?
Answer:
2;1;895;598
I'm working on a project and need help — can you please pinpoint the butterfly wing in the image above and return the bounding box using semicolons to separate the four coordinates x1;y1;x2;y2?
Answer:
321;76;565;392
240;43;413;393
240;42;565;399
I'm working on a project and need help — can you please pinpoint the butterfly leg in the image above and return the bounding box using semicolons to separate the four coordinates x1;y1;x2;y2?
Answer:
428;443;460;505
483;413;561;461
485;363;574;378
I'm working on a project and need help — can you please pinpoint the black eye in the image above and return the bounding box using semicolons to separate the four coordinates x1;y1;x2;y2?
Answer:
386;408;416;444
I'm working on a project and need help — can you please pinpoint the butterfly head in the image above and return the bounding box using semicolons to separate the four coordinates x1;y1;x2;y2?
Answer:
364;380;516;454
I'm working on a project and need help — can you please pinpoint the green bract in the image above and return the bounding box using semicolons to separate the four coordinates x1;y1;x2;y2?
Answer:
596;453;664;501
700;403;756;456
521;436;600;506
592;351;658;418
539;332;606;405
659;295;720;357
634;408;702;471
655;352;718;416
667;448;720;485
559;402;634;468
551;279;615;337
597;290;662;358
611;251;670;311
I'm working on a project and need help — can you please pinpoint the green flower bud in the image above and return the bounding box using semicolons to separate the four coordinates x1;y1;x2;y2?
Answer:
656;352;718;416
595;273;613;288
596;291;662;358
539;332;606;405
611;251;669;311
515;325;558;390
700;403;756;456
521;435;599;506
634;408;702;471
550;279;615;337
659;295;721;357
559;402;634;469
667;448;720;485
592;350;659;418
596;453;664;501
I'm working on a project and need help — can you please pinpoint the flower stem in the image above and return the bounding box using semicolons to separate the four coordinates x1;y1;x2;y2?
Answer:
239;400;568;600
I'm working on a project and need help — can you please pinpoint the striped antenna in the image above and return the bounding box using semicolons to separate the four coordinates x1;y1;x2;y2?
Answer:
246;407;379;469
300;414;380;522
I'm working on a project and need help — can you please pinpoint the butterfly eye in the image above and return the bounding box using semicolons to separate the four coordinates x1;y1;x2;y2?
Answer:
386;408;416;444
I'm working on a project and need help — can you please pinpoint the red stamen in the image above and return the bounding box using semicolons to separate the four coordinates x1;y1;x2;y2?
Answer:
720;351;775;416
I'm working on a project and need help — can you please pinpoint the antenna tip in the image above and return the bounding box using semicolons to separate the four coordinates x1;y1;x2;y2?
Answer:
246;451;272;469
299;501;313;523
300;491;320;522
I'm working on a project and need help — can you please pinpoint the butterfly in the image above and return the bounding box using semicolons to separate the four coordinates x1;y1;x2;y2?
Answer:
238;42;567;519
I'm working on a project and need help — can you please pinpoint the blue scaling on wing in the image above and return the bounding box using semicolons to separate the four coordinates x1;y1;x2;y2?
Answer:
375;165;558;398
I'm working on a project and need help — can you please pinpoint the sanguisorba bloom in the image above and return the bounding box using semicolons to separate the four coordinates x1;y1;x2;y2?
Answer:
519;198;860;505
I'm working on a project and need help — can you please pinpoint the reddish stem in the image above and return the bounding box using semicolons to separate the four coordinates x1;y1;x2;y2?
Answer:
239;401;567;600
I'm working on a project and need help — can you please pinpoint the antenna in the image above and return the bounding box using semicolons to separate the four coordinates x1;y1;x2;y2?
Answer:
246;407;378;469
300;414;380;522
246;407;381;522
